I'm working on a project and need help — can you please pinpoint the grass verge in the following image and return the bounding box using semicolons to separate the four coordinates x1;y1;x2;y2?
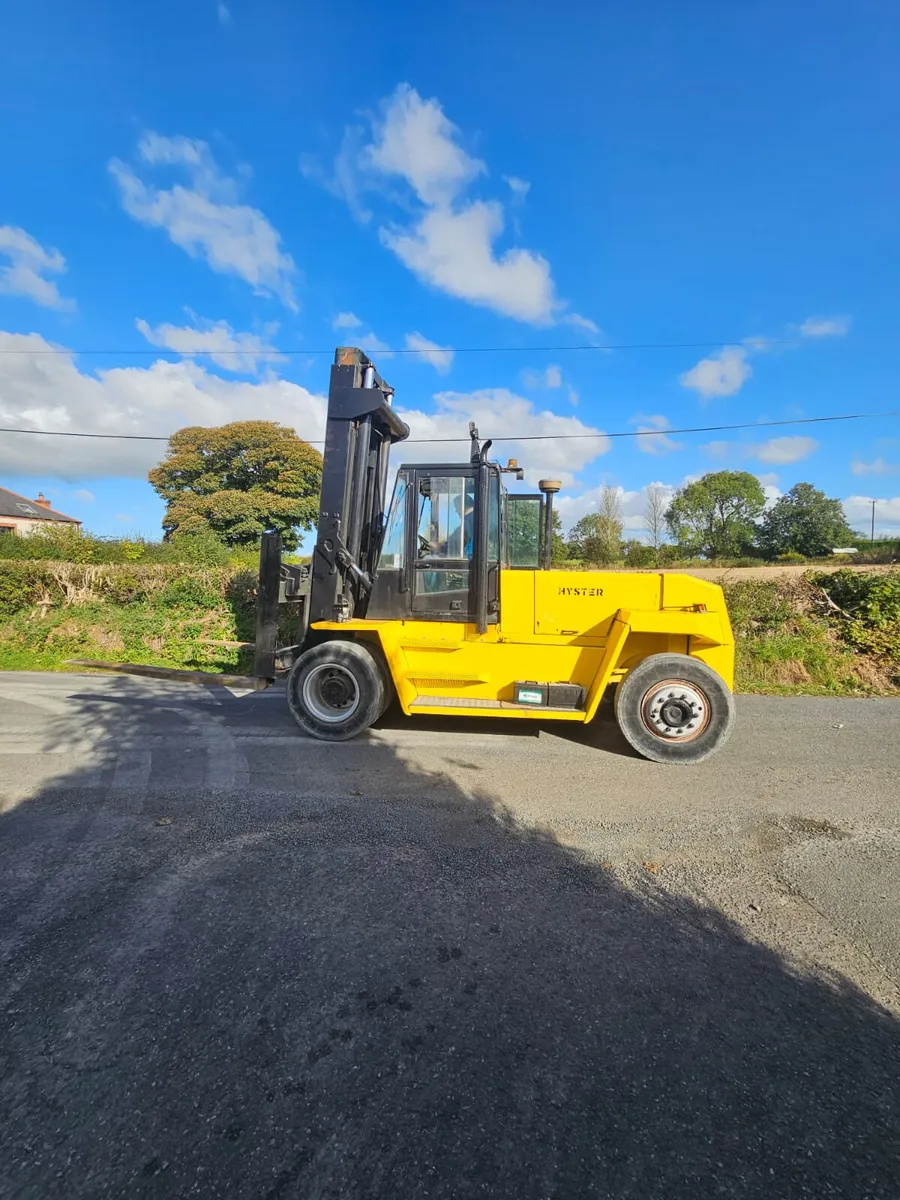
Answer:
1;562;897;697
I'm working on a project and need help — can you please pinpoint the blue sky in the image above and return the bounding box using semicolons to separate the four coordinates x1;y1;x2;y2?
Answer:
1;0;899;540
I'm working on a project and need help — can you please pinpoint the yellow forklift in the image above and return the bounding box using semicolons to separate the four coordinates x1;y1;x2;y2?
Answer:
256;347;735;763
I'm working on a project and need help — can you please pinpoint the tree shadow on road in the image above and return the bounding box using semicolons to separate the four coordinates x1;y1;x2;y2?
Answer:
1;684;899;1199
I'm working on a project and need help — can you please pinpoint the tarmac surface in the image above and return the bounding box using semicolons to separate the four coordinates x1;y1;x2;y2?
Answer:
2;671;899;1198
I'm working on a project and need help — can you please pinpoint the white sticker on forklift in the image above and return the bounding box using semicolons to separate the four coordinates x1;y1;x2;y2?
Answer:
518;690;544;704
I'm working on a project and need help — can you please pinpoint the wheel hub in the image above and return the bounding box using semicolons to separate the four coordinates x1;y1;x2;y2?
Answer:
641;680;710;742
321;674;354;707
301;664;361;724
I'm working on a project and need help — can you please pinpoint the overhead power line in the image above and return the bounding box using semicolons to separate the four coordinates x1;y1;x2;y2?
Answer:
0;338;806;357
1;409;898;446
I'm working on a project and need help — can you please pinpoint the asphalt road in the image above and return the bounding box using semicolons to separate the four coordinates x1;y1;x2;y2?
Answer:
2;671;900;1199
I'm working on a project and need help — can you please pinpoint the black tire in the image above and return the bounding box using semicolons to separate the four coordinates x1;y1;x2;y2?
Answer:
614;654;734;764
287;640;386;742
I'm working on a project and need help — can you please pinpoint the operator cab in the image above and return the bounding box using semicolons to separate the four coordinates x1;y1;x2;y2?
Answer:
367;447;546;624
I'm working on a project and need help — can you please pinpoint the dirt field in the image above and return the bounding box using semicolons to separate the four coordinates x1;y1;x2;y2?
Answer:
653;562;896;581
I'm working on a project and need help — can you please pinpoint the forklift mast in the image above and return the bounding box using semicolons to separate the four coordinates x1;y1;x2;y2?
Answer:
253;348;409;679
308;347;410;624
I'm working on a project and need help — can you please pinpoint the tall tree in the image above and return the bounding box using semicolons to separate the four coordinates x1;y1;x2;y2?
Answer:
645;483;668;551
760;482;855;558
597;484;624;561
665;470;765;559
568;486;624;564
149;421;322;550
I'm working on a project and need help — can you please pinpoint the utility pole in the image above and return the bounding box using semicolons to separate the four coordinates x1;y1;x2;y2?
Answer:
871;499;878;543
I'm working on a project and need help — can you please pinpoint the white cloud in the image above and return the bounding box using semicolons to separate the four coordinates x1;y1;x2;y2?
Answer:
301;127;373;225
217;2;231;25
116;514;134;524
74;489;95;503
842;495;900;534
555;480;679;535
800;315;851;338
0;226;75;311
404;332;454;373
742;335;773;353
321;84;579;326
398;389;609;487
362;83;485;207
632;414;682;456
752;436;819;465
135;314;283;374
561;312;601;335
701;435;818;466
755;472;780;488
567;387;579;407
851;456;899;476
332;311;362;330
680;316;850;399
504;176;530;199
680;345;751;399
358;330;391;354
109;132;297;308
0;330;325;480
381;200;558;325
522;364;562;389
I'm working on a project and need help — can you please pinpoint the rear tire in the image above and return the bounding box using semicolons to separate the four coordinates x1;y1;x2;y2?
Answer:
287;640;386;742
614;654;734;764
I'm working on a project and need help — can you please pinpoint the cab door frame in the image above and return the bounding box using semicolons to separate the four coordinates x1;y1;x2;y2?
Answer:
405;464;501;626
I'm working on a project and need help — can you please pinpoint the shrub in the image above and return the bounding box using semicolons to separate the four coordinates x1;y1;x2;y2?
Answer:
0;562;53;617
811;569;900;663
776;551;807;564
622;540;657;568
166;528;232;566
158;574;226;610
723;579;795;637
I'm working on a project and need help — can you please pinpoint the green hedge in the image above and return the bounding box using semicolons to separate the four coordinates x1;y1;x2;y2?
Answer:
0;526;311;569
723;572;900;694
2;560;898;693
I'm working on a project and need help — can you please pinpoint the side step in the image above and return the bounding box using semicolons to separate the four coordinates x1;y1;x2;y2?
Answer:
409;695;584;712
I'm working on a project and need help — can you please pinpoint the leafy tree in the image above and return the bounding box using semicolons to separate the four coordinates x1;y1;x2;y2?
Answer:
550;509;567;564
760;482;855;559
149;421;322;550
568;487;624;564
665;470;765;559
622;539;657;567
507;500;567;565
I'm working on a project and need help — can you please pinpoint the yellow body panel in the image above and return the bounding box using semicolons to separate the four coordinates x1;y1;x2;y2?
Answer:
313;569;734;722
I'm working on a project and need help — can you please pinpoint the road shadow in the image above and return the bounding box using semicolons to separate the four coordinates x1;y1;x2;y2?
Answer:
1;686;899;1199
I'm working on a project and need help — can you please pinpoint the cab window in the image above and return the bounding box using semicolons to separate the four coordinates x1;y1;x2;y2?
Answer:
378;472;408;569
417;476;475;560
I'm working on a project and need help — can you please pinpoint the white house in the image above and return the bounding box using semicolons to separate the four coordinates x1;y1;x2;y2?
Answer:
0;486;82;536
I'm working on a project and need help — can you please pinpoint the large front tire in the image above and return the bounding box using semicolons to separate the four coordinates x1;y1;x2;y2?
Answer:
287;640;386;742
614;654;734;764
